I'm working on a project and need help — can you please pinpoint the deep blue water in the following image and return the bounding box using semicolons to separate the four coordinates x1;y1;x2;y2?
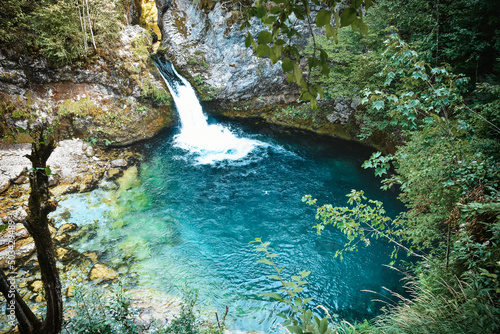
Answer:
56;120;405;331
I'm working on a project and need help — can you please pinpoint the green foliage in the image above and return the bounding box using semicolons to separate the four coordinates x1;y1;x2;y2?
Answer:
371;0;500;81
14;0;124;66
470;82;500;158
160;290;199;334
64;285;145;333
241;0;374;109
250;238;338;334
373;270;500;334
305;27;384;101
360;31;469;136
361;151;395;178
302;190;417;262
0;0;34;48
154;289;226;334
359;33;500;257
251;238;376;334
277;104;312;121
141;77;172;106
32;0;85;65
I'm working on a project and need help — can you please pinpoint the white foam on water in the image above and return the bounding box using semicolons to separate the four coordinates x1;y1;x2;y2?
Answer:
157;62;263;164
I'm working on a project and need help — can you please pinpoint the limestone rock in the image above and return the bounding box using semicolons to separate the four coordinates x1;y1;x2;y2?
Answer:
55;247;76;262
89;263;119;282
0;175;10;194
0;237;36;268
159;0;303;104
54;233;71;245
111;159;128;167
83;252;98;263
129;287;183;325
31;280;43;293
5;208;28;223
66;284;75;298
85;146;94;157
325;97;359;125
0;143;31;191
106;168;122;180
58;223;78;234
13;174;29;184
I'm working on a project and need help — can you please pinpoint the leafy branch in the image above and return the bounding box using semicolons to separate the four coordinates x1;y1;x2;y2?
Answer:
251;238;338;334
241;0;373;109
302;190;428;262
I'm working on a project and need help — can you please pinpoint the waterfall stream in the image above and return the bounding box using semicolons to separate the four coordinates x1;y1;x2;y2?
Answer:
153;57;264;164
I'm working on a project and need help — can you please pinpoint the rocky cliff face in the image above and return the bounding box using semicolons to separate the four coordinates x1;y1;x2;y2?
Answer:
156;0;299;105
153;1;396;152
0;25;173;146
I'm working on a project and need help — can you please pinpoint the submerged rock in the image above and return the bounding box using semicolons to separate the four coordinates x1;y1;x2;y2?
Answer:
31;280;43;293
89;263;119;282
129;287;183;325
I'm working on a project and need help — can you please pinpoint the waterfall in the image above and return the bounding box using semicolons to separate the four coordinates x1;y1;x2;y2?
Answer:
153;56;263;164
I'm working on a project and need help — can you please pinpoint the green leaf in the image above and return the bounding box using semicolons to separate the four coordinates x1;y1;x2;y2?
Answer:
325;23;337;40
257;258;273;265
313;84;325;98
275;38;286;46
269;45;282;64
293;62;303;84
282;57;294;72
316;9;331;27
257;31;273;44
319;316;329;334
268;275;281;280
291;275;301;281
372;100;385;111
358;19;368;35
340;8;357;27
308;57;319;69
333;12;340;29
256;5;266;19
261;292;284;302
245;32;254;48
287;326;303;334
256;44;270;57
249;238;262;244
375;167;386;177
299;270;311;278
300;91;313;102
270;6;282;15
45;166;53;175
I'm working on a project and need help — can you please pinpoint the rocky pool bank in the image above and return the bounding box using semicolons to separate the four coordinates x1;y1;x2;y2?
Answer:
0;138;183;333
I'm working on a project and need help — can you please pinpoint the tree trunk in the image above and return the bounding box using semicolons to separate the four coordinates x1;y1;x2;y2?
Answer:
0;127;62;333
0;270;41;333
24;130;62;334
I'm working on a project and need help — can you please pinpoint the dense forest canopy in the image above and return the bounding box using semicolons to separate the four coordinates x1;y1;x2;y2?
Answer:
0;0;499;333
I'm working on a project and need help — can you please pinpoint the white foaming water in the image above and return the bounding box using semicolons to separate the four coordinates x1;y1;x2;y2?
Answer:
156;61;263;164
